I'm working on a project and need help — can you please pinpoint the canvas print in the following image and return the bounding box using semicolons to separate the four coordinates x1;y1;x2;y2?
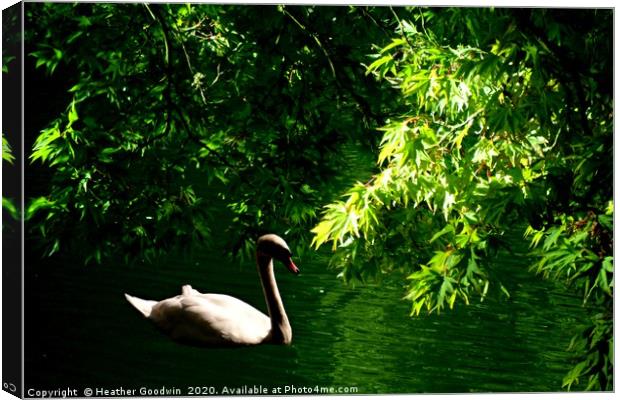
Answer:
1;2;613;398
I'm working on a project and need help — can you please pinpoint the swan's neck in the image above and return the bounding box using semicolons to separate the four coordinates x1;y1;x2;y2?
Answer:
257;254;292;344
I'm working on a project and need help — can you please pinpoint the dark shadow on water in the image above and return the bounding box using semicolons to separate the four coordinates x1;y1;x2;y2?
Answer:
25;236;586;393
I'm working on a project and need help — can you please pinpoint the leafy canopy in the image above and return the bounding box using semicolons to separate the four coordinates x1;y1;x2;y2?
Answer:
310;8;612;391
25;3;392;262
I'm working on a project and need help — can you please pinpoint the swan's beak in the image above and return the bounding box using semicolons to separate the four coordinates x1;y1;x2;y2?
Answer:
287;258;300;275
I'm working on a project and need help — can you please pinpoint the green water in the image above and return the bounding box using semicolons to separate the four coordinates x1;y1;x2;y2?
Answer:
25;239;587;394
24;145;587;394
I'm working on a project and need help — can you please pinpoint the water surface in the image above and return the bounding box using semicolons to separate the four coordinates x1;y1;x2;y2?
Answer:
25;239;587;394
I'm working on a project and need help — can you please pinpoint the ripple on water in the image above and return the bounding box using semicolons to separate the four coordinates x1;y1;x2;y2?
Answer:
25;236;587;393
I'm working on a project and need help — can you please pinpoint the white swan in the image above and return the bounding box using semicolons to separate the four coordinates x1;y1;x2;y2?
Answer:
124;234;299;346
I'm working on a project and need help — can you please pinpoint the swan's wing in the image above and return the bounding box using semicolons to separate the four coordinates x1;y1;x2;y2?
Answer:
183;294;272;344
150;294;271;345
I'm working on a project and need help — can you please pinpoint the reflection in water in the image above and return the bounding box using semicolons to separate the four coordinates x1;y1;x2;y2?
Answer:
25;242;586;393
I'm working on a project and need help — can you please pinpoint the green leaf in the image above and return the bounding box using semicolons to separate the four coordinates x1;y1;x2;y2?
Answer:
311;219;335;249
380;38;406;54
68;100;78;124
26;197;55;220
2;134;15;164
366;55;393;75
2;197;19;219
98;147;118;163
430;224;455;243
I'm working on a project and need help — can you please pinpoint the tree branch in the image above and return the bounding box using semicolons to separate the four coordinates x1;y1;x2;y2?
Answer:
513;10;592;138
143;4;174;144
282;7;336;79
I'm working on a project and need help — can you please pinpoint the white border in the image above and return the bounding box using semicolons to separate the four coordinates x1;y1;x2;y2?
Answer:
0;1;617;400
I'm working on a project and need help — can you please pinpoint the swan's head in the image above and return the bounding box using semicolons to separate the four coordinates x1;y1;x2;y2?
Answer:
257;234;299;275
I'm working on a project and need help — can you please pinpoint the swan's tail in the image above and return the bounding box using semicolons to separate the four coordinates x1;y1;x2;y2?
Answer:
124;293;157;318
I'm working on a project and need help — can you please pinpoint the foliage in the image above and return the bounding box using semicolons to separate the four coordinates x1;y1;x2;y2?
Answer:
526;206;613;390
25;3;392;263
2;4;20;221
2;4;19;74
2;133;14;165
2;133;18;220
310;8;612;390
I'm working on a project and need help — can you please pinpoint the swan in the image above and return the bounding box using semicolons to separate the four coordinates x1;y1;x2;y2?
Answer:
124;234;299;346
